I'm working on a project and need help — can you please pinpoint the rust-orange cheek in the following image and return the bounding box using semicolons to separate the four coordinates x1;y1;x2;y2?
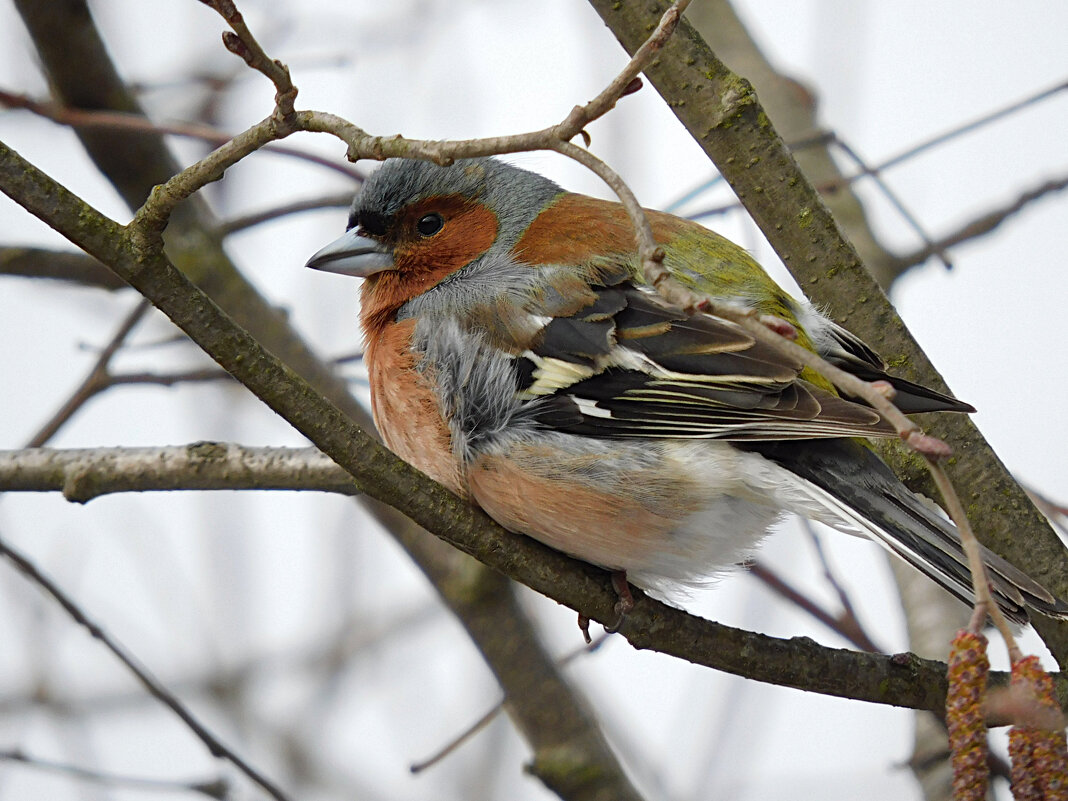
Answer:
360;196;499;336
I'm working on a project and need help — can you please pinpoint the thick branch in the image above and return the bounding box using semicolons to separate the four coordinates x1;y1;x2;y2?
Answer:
584;0;1068;667
6;7;653;797
0;444;357;502
2;435;1065;719
0;142;1040;715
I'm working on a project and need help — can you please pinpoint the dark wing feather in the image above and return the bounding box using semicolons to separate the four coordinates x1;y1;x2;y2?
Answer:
820;320;975;414
744;438;1068;622
520;281;897;441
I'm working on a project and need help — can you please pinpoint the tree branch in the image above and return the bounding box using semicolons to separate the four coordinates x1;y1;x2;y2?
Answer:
7;4;646;797
584;0;1068;668
0;444;358;502
889;174;1068;277
1;434;1065;719
0;530;290;801
0;246;129;290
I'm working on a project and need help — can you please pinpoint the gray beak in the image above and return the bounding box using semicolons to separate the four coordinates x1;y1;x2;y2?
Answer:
305;228;394;277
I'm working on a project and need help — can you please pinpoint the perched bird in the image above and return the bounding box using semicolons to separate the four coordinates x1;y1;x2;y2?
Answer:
307;156;1066;623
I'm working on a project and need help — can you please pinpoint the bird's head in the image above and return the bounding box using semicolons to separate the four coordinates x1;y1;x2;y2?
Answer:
306;158;563;332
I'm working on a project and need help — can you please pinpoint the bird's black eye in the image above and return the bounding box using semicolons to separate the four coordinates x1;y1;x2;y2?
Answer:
416;213;444;237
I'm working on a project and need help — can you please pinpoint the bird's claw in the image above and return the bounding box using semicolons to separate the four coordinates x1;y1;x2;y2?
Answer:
577;613;592;644
577;571;636;640
604;571;635;633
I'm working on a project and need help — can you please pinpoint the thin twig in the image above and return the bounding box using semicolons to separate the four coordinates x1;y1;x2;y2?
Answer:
409;704;503;774
858;80;1068;176
891;174;1068;273
0;531;291;801
216;191;355;235
199;0;298;120
826;135;951;270
551;139;661;269
107;367;234;388
687;81;1068;224
0;89;361;179
26;297;151;447
925;462;1021;659
410;633;610;773
791;80;1068;190
1028;488;1068;539
748;560;883;653
562;0;692;130
0;748;228;799
803;519;883;652
130;0;691;255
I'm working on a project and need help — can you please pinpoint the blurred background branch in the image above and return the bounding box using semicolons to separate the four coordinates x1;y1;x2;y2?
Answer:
0;1;1064;800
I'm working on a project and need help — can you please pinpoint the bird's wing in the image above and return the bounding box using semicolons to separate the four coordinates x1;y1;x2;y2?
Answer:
746;438;1068;623
518;279;899;441
817;320;975;414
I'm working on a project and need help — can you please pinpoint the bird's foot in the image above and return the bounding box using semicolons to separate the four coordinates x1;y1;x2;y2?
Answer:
604;571;635;633
577;571;635;641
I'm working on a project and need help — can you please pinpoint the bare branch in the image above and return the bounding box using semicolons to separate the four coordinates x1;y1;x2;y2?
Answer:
0;89;362;179
859;79;1068;177
0;530;291;801
748;560;884;653
0;749;228;799
197;0;298;120
26;298;151;447
821;134;951;270
129;1;691;260
0;246;128;290
107;367;233;388
0;444;356;502
410;634;609;773
216;191;354;235
890;174;1068;276
927;462;1020;658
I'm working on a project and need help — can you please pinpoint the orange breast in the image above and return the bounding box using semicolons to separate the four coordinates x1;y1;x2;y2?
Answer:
467;445;695;572
365;318;466;497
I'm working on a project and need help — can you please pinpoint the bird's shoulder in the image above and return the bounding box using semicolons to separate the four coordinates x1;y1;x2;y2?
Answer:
517;193;804;319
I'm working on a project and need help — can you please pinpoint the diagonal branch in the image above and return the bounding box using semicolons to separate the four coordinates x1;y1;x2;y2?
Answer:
0;139;1049;718
584;0;1068;668
890;173;1068;276
8;4;646;797
0;530;290;801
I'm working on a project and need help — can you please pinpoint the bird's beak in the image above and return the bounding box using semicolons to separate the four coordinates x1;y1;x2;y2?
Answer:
305;229;394;277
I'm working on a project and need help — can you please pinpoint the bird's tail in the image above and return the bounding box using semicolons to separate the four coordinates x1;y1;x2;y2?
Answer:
748;439;1068;624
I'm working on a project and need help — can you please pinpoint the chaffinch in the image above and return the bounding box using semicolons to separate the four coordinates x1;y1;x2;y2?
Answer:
307;156;1066;623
